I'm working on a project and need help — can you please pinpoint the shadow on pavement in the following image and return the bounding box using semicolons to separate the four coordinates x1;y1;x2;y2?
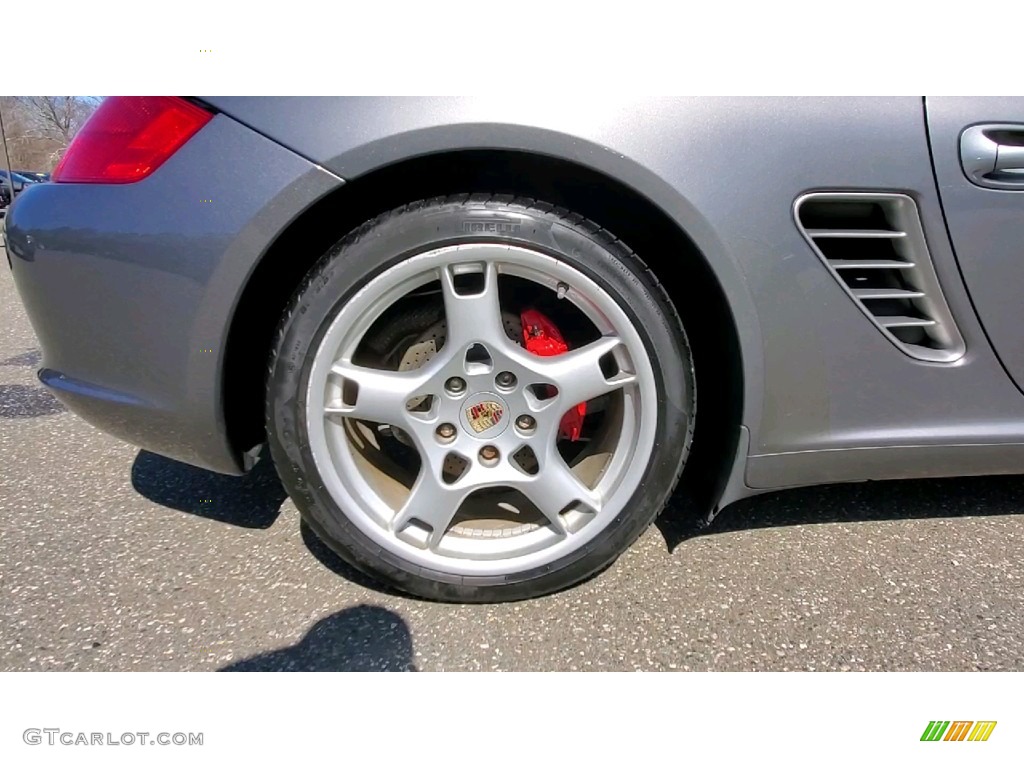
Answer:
220;605;416;671
130;440;1024;593
656;473;1024;553
0;383;66;418
131;449;287;529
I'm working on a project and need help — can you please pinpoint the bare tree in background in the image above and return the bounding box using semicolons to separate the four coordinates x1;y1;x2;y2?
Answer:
0;96;101;172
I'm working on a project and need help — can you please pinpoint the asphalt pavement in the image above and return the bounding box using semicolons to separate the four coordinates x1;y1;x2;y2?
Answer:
2;243;1023;671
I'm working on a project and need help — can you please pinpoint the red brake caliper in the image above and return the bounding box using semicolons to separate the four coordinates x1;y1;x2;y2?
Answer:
521;308;586;441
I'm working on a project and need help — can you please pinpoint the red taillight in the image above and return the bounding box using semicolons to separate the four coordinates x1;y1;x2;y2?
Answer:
52;97;212;184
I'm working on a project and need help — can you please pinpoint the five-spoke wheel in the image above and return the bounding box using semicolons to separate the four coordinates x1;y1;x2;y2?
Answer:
267;198;694;601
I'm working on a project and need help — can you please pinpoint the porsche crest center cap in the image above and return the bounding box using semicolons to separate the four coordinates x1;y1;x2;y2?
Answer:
460;393;509;439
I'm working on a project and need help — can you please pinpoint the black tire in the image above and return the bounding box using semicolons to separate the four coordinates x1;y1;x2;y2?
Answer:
266;195;696;602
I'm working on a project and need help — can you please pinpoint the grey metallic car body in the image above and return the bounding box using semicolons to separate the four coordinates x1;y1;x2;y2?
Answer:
6;96;1024;517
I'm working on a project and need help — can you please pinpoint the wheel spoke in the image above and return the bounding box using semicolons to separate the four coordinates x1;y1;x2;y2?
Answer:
539;335;636;406
440;261;508;350
327;361;424;424
515;452;601;533
392;469;470;549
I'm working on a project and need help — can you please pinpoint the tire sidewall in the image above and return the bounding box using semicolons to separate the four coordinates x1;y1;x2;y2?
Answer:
267;198;695;601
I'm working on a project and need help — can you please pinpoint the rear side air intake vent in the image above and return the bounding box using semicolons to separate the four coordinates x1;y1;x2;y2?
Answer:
795;192;965;363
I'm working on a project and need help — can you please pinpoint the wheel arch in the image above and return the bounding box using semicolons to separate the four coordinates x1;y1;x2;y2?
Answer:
223;146;756;512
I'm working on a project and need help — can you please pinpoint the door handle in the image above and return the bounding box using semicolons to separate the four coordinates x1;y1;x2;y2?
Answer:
961;124;1024;189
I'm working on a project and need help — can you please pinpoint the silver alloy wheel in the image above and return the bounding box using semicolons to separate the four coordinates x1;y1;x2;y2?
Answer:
305;243;658;577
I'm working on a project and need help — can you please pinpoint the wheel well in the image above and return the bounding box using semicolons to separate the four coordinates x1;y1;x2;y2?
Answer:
224;150;743;508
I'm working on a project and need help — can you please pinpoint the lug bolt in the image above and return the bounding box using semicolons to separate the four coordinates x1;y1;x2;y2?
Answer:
496;371;517;389
436;423;456;441
479;445;500;463
516;414;536;431
445;377;466;394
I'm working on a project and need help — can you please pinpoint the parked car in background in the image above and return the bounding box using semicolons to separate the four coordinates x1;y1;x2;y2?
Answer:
15;172;50;183
0;170;36;196
6;96;1024;603
0;169;29;209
